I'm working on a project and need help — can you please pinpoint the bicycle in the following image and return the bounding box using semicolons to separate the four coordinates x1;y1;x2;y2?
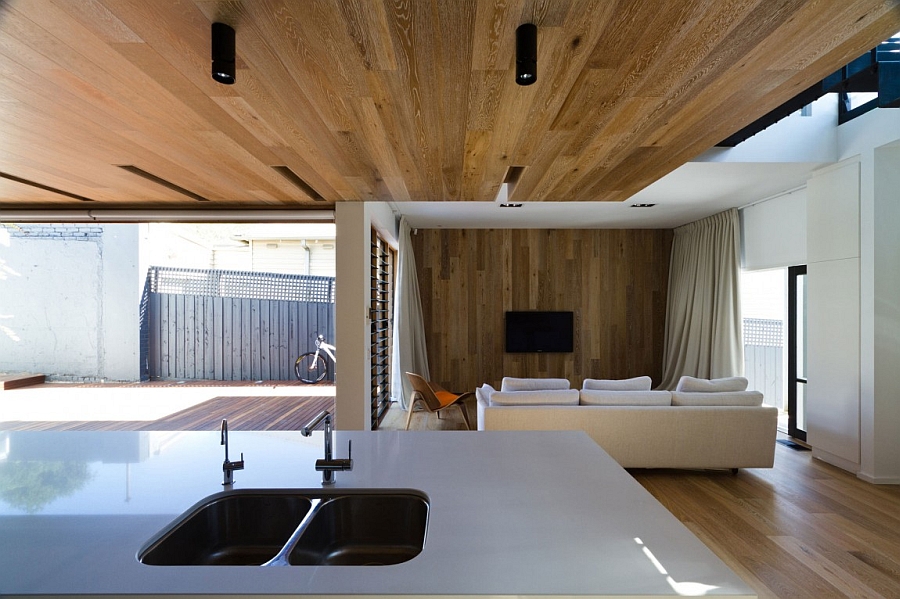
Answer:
294;334;336;383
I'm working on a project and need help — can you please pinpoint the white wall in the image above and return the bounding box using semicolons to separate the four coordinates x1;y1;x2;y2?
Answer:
699;95;839;164
741;188;807;270
740;104;900;483
868;143;900;482
334;202;398;430
0;224;140;381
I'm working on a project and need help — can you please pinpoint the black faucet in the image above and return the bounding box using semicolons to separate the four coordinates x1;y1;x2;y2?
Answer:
301;410;352;485
221;419;244;485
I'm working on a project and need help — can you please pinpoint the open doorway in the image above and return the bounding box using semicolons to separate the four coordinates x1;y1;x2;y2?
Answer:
741;268;787;432
140;223;337;383
741;266;809;440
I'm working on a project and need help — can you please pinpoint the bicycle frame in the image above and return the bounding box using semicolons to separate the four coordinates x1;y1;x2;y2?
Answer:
314;337;336;363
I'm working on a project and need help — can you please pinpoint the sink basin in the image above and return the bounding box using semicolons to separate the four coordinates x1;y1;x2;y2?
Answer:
139;491;313;565
138;489;428;566
288;493;429;565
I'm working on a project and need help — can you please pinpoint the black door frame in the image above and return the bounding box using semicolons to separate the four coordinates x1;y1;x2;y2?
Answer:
787;265;807;441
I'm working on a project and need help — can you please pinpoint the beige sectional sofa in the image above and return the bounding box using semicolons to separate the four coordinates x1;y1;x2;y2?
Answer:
476;376;778;470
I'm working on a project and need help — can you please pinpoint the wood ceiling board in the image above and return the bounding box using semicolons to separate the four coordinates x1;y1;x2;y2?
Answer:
0;0;898;211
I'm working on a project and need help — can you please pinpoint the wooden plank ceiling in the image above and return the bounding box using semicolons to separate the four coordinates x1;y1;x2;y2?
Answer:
0;0;898;210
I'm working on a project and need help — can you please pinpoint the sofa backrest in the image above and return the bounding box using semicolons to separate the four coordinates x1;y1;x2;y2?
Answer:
670;390;763;406
675;376;748;392
582;376;652;391
501;377;570;392
489;389;580;406
579;389;671;406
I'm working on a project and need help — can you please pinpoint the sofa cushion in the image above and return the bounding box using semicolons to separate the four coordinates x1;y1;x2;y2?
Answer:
582;376;652;391
475;384;496;405
675;376;748;393
671;391;763;406
579;390;671;406
489;389;580;406
500;377;570;392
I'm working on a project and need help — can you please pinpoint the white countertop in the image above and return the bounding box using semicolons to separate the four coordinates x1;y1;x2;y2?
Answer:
0;429;755;598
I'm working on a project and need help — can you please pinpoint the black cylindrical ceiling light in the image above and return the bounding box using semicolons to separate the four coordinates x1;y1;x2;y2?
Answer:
211;22;236;85
516;23;537;86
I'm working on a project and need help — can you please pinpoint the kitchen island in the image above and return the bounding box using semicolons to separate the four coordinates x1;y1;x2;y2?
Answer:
0;429;755;598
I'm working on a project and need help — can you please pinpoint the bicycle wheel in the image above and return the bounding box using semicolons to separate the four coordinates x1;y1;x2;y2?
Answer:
295;352;328;383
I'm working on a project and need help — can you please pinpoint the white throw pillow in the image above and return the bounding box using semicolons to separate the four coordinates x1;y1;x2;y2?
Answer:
489;389;580;406
579;390;671;406
475;384;496;404
500;377;570;392
671;391;763;406
582;376;652;391
675;376;748;393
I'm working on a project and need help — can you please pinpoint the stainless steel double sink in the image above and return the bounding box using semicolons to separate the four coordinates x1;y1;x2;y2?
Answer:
138;488;429;566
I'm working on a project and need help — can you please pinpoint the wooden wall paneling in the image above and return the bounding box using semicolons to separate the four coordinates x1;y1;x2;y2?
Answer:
413;228;673;392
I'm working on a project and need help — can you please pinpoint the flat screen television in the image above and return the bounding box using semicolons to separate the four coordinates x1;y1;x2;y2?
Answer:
505;311;574;353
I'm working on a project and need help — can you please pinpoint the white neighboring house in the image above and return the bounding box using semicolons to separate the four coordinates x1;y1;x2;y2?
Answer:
144;223;336;277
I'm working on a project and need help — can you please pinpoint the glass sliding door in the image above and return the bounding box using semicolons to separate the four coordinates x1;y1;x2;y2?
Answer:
787;265;807;441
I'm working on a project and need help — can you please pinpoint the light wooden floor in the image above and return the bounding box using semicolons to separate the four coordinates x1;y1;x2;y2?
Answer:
380;401;900;599
378;398;475;431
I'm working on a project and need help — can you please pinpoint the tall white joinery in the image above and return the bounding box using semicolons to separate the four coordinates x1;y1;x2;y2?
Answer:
806;159;861;471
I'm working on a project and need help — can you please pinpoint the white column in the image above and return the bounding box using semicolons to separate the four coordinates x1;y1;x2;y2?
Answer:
100;224;141;380
333;202;400;430
335;202;372;430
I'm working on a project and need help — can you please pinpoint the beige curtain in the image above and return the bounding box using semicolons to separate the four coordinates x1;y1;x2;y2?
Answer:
658;208;743;390
390;217;430;410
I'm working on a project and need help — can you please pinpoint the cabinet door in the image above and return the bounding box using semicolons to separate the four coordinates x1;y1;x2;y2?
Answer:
807;259;860;464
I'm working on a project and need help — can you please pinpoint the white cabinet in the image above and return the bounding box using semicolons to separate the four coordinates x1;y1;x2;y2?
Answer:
806;160;860;468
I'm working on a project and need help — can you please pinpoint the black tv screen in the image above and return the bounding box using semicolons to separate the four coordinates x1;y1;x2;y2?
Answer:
505;311;574;353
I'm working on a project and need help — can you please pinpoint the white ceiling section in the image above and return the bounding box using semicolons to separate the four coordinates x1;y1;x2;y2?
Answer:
394;160;824;229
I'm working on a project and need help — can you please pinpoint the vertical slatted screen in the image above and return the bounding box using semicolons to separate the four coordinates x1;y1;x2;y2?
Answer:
370;231;395;429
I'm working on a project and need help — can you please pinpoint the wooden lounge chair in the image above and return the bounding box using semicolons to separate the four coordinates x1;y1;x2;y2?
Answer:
404;372;474;430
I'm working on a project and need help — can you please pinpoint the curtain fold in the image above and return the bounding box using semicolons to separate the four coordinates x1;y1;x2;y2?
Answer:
390;217;430;410
658;208;743;390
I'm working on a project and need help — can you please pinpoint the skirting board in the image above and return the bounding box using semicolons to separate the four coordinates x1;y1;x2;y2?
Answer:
814;446;900;484
857;471;900;485
812;447;860;475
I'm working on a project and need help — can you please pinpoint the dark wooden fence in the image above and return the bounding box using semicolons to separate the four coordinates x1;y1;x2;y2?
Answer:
140;267;335;382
